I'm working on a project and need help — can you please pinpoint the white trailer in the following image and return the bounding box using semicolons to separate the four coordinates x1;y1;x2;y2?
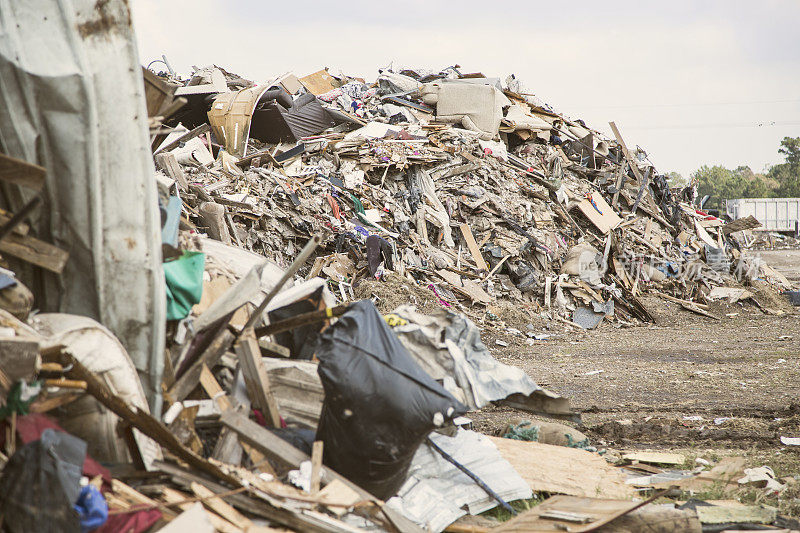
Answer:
725;197;800;233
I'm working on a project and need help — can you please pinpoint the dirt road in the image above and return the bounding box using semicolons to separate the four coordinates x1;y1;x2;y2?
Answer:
755;249;800;282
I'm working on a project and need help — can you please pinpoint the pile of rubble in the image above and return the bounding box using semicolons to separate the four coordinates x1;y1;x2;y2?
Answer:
0;3;799;531
150;63;795;328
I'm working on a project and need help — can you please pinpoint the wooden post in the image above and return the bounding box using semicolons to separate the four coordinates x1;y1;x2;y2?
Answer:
235;329;282;428
310;441;324;495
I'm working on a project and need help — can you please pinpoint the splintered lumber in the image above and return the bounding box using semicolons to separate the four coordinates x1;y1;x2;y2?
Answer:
54;350;240;487
656;293;720;320
235;329;282;427
722;214;761;234
112;479;178;520
155;152;189;190
218;409;424;533
459;223;488;271
157;460;382;533
0;231;69;273
190;482;252;530
0;153;46;191
609;121;647;186
576;192;622;234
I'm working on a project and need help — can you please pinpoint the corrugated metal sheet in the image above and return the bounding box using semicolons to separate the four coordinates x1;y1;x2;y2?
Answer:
0;0;166;413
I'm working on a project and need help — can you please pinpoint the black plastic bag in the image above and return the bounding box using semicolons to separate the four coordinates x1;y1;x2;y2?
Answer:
315;300;466;499
0;428;85;533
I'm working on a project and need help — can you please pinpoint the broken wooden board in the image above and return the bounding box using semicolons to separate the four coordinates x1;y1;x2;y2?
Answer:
218;409;424;533
694;219;719;248
155;152;189;190
436;269;493;304
487;436;635;499
0;231;69;273
0;338;40;389
299;70;338;96
653;456;745;492
576;192;622;234
0;153;46;191
235;329;282;427
55;350;240;487
493;494;658;533
191;482;252;530
695;504;776;525
459;223;488;271
623;451;685;466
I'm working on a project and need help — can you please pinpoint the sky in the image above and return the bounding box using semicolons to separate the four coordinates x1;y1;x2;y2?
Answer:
131;0;800;177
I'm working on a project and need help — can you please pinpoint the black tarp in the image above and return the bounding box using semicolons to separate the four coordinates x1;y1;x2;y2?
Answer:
0;428;85;533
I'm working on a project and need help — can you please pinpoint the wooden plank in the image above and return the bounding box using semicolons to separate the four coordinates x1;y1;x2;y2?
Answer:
191;482;252;530
220;409;308;468
611;160;626;208
299;70;338;96
459;223;488;271
112;479;178;520
155;152;189;190
310;441;324;495
0;153;46;191
0;231;69;273
487;436;635;499
575;192;622;234
236;329;282;427
608;121;647;186
436;269;493;304
0;339;40;386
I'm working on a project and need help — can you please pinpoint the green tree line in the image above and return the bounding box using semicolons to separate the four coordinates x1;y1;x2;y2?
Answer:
671;137;800;210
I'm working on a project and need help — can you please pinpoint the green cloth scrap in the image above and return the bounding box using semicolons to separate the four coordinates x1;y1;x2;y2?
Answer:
0;381;41;420
164;251;205;321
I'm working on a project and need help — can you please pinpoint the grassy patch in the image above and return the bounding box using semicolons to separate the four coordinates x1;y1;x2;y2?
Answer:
481;495;546;522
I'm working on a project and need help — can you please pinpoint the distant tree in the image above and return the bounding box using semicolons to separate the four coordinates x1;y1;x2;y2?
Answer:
692;165;773;208
770;137;800;197
778;136;800;167
666;171;688;188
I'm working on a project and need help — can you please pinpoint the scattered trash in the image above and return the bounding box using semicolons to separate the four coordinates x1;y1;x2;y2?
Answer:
0;5;796;532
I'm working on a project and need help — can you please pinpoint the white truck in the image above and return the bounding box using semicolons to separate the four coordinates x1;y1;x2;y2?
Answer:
725;197;800;233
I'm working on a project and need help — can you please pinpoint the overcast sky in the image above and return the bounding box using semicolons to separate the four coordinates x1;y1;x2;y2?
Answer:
131;0;800;177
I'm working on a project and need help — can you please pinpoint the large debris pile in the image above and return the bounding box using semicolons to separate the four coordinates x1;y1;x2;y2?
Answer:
1;3;799;530
150;64;794;328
